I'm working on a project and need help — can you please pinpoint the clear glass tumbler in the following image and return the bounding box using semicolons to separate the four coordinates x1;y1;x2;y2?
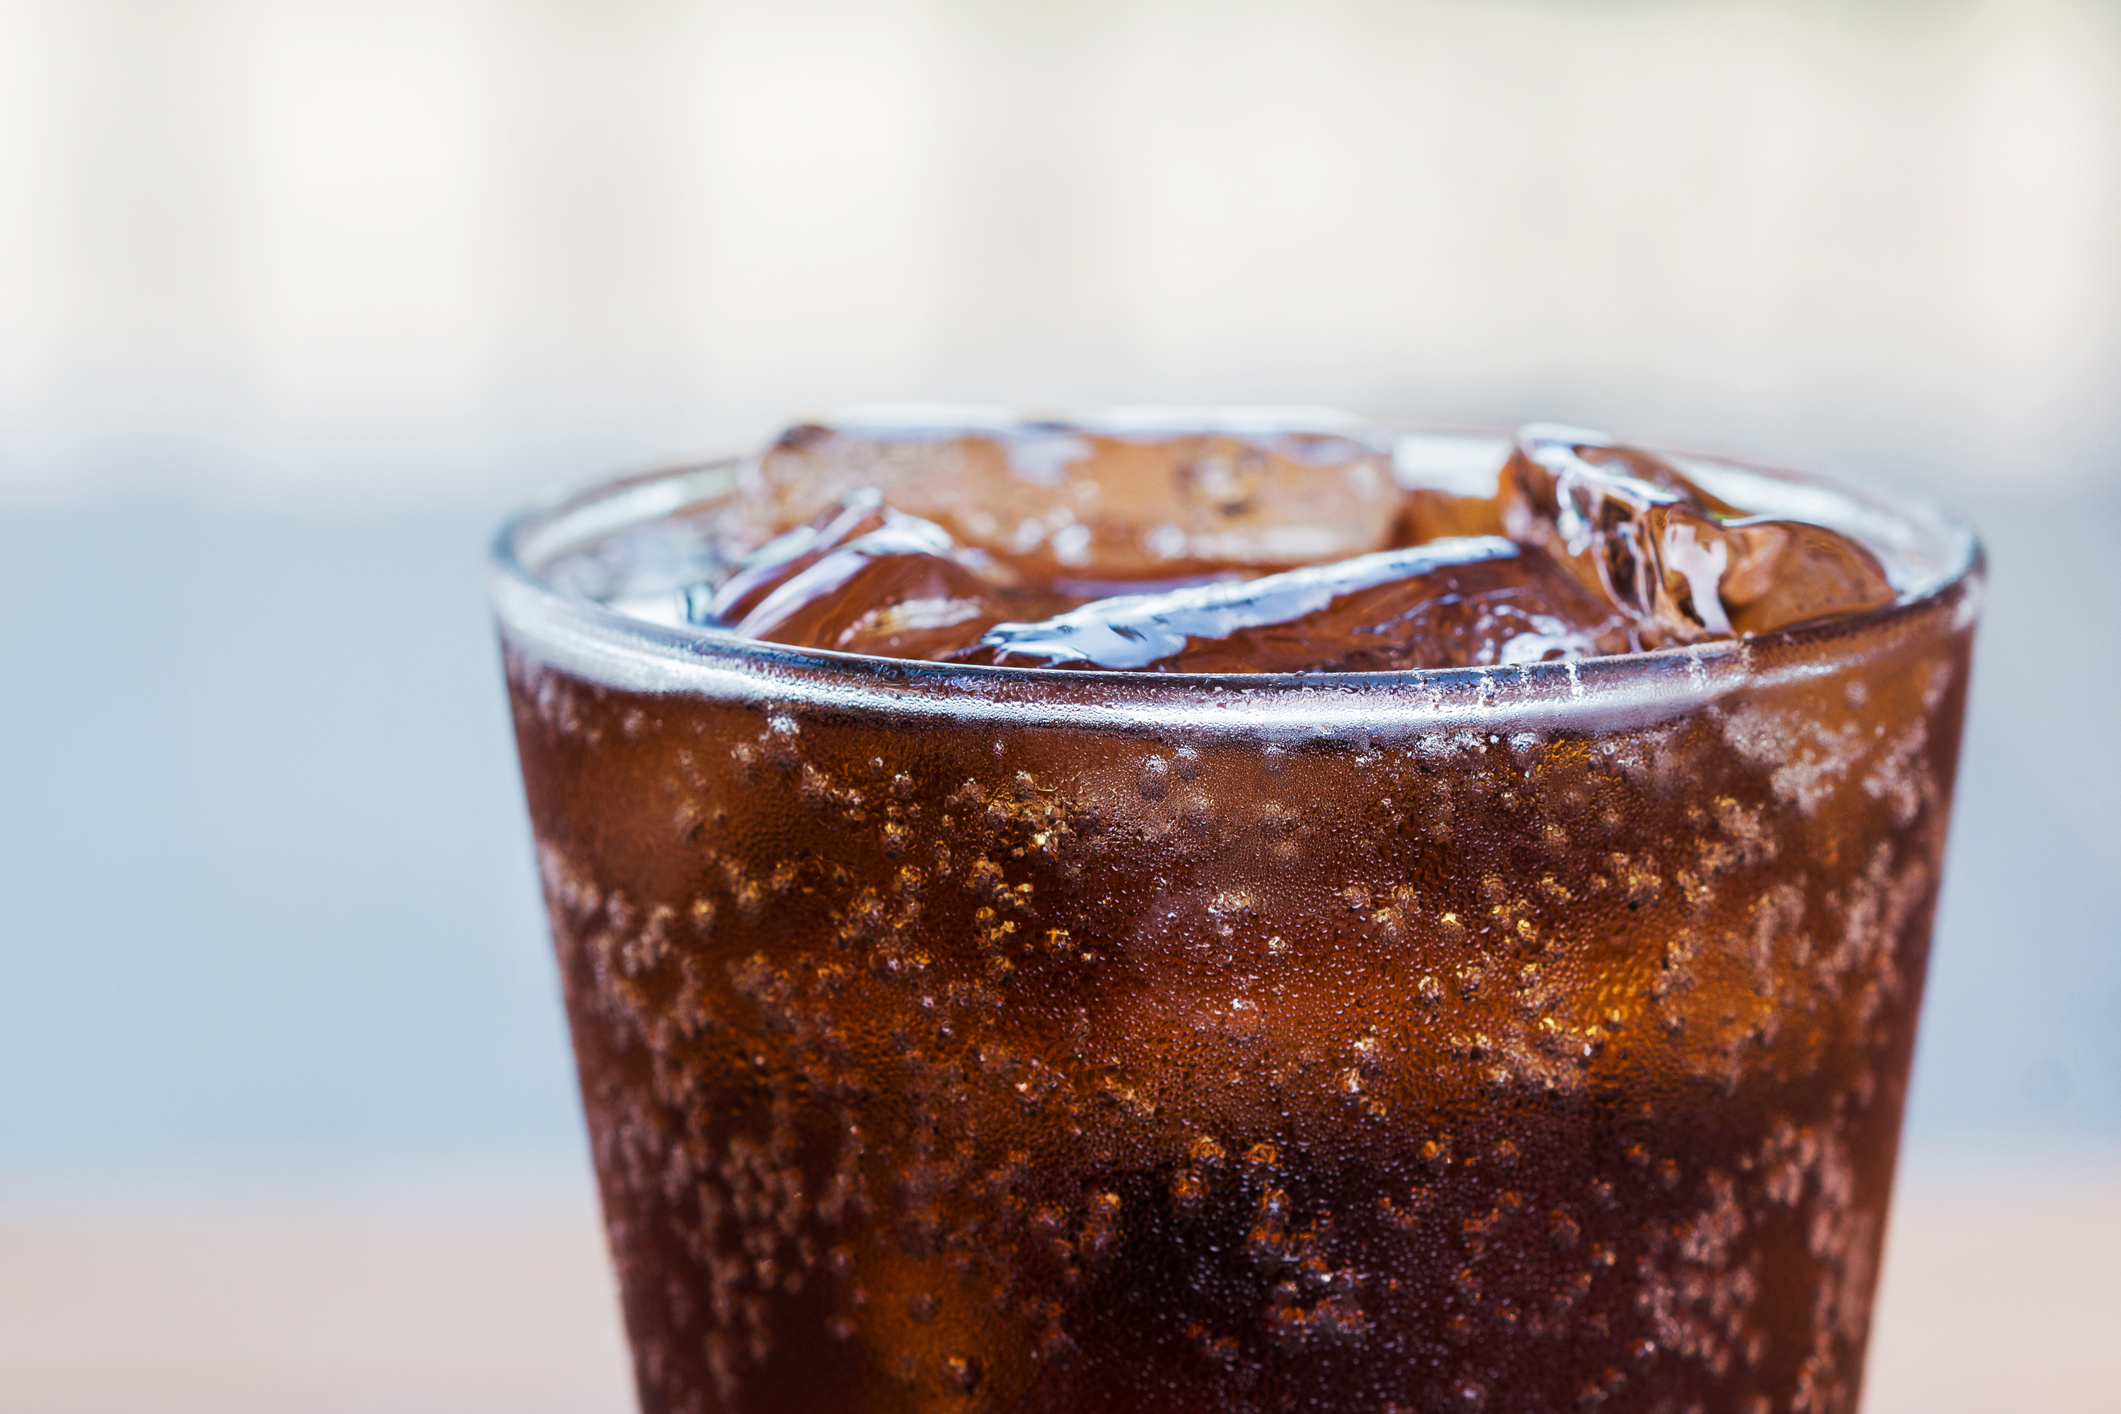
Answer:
490;438;1980;1414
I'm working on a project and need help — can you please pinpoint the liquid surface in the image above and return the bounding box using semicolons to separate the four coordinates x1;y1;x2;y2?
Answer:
634;416;1904;673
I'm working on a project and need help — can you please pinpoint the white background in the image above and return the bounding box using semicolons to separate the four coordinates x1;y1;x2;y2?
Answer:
2;0;2117;507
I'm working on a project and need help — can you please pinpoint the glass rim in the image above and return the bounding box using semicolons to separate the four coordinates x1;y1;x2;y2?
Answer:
488;429;1984;737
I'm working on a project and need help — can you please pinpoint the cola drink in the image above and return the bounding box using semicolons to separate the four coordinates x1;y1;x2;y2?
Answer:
492;413;1980;1414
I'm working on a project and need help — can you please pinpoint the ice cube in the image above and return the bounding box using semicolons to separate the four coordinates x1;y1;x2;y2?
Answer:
732;518;1077;660
741;410;1402;582
957;536;1635;673
1500;425;1895;645
1711;516;1907;635
1390;431;1509;545
685;488;891;626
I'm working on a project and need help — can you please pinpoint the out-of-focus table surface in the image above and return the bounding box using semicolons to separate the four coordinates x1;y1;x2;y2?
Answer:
2;1159;2114;1414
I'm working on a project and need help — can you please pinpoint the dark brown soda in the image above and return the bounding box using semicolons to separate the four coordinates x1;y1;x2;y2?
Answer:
505;580;1973;1413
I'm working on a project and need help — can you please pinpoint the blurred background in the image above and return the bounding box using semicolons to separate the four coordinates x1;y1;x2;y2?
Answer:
2;1;2117;1411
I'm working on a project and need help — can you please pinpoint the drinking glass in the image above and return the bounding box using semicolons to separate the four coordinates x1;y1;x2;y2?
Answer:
491;436;1980;1414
